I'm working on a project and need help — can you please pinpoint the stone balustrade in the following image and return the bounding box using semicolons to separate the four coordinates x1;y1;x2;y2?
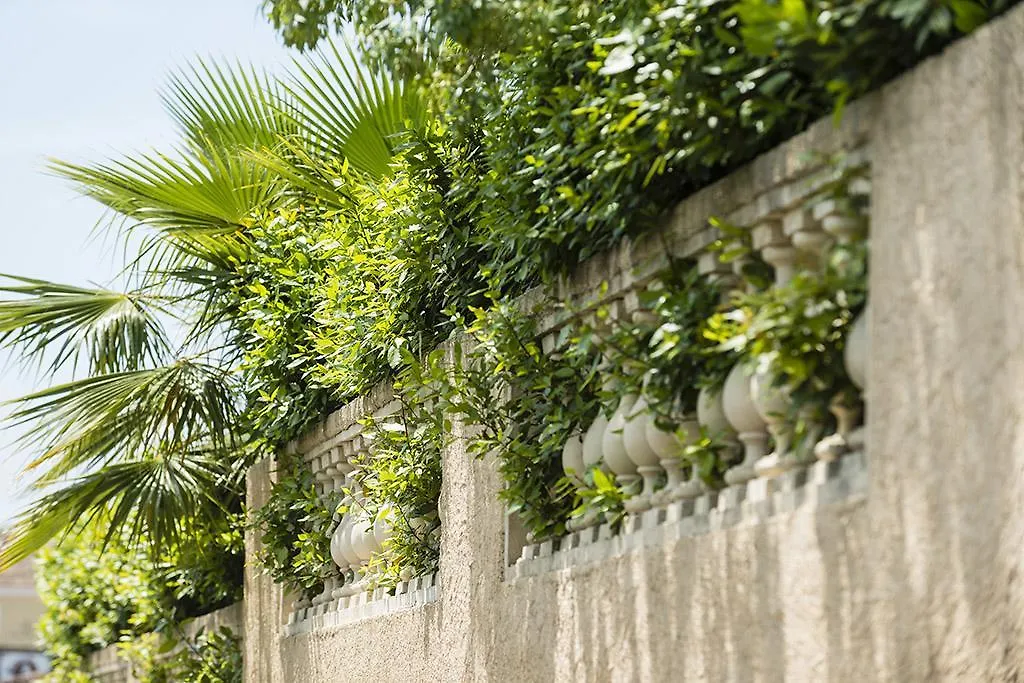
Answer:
244;10;1024;678
272;104;876;640
283;383;441;633
523;147;871;567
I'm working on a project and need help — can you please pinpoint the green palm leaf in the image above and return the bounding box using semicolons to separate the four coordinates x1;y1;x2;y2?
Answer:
0;444;243;571
162;58;296;155
7;359;241;482
0;274;171;375
50;145;277;236
282;39;427;179
0;40;428;574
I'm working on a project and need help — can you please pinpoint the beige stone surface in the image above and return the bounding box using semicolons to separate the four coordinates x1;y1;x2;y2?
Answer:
243;6;1024;681
244;457;290;683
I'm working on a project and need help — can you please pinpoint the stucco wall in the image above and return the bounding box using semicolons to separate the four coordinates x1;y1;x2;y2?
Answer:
244;6;1024;681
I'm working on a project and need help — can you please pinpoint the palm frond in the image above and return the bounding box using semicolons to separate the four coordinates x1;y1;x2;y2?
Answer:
0;274;171;375
244;136;355;209
162;58;297;157
0;445;243;571
7;359;241;481
283;39;427;179
50;144;278;236
0;42;429;575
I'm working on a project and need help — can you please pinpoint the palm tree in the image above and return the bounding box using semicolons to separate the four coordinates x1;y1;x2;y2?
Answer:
0;42;425;570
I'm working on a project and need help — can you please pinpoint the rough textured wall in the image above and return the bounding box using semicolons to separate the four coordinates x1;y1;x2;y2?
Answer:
244;6;1024;681
244;458;289;683
867;12;1024;678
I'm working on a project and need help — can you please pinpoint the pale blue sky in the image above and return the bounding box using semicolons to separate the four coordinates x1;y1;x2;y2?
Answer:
0;1;295;525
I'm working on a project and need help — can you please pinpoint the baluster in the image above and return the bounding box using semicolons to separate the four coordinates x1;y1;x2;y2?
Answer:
600;300;641;497
311;451;340;608
843;305;868;451
563;431;598;532
813;194;870;459
621;303;664;512
814;198;866;246
694;250;741;494
722;362;767;485
321;447;347;604
749;219;802;479
784;206;831;270
330;468;359;598
646;413;701;502
752;219;797;287
561;431;585;484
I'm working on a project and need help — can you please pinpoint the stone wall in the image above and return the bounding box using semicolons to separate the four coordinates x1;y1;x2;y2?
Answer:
244;5;1024;681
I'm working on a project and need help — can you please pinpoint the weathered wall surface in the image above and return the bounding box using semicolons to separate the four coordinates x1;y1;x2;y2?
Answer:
866;13;1024;678
244;458;290;683
244;6;1024;681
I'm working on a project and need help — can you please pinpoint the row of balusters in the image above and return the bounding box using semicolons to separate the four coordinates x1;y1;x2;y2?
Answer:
560;193;870;525
294;189;870;606
295;430;439;615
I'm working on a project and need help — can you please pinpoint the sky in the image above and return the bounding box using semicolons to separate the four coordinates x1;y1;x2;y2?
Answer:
0;1;295;525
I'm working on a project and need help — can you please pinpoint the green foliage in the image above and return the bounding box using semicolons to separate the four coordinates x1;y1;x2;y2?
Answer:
14;0;1004;623
572;265;739;492
0;36;428;573
35;517;242;682
104;626;242;683
421;300;602;540
262;0;349;50
357;382;444;587
265;0;1011;296
572;468;628;531
236;126;489;447
707;240;868;410
164;627;244;683
706;174;869;414
585;264;730;419
37;525;164;681
250;452;339;598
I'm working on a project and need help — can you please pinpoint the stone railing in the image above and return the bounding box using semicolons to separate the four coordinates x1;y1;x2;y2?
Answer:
88;602;242;683
283;383;440;635
511;147;872;574
243;9;1024;678
270;136;873;623
262;94;875;642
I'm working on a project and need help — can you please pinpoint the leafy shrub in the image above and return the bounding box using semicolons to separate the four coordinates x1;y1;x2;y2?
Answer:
356;374;444;587
35;517;242;682
37;524;164;681
249;452;340;598
166;627;244;683
265;0;1011;296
